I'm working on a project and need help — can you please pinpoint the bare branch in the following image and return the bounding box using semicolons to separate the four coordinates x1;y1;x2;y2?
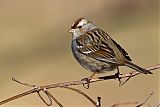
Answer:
12;77;36;87
96;97;101;107
153;103;160;107
0;89;36;105
136;91;154;107
0;64;159;106
45;90;63;107
37;89;52;106
111;101;138;107
62;86;98;107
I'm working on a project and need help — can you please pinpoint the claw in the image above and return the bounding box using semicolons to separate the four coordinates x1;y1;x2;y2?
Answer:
81;78;91;89
81;72;96;89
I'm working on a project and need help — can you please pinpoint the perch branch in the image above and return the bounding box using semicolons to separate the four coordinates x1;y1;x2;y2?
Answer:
0;64;159;106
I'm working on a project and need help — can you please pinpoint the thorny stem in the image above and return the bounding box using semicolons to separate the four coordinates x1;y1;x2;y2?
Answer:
0;64;159;106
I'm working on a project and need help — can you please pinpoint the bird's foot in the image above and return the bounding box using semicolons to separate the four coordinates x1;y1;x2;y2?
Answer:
115;72;122;86
81;78;91;89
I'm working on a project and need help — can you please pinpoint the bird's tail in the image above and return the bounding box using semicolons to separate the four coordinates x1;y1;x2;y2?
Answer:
124;61;152;74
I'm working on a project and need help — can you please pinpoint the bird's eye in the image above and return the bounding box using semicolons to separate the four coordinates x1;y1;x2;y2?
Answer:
78;26;82;29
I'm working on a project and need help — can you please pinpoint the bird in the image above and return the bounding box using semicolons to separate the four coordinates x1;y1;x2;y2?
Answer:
68;18;152;79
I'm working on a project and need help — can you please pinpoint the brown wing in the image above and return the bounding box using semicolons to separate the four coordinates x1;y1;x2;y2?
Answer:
76;29;118;64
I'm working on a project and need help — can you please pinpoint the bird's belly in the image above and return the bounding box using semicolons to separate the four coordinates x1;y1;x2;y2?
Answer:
72;47;116;72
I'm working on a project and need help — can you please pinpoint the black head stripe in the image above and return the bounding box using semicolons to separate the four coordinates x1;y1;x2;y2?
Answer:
71;18;85;29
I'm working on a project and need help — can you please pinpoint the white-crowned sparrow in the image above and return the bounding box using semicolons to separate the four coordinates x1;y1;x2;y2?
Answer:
69;18;152;77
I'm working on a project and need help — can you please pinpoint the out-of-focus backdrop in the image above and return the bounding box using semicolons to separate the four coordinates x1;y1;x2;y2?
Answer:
0;0;159;107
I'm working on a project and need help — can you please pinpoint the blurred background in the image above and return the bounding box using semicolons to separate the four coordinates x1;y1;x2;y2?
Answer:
0;0;159;107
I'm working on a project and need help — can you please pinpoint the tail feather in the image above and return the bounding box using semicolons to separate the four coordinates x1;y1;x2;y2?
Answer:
124;61;152;74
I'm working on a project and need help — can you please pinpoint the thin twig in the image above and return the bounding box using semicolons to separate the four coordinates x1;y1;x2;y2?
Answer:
96;97;101;107
37;89;52;106
12;77;36;87
0;64;159;106
111;101;138;107
45;90;63;107
153;103;160;107
136;91;154;107
0;89;36;105
61;86;98;107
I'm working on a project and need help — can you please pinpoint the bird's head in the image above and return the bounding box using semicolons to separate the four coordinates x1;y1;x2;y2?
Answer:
68;18;97;38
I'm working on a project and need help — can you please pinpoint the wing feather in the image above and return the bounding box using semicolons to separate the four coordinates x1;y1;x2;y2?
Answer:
76;29;117;63
76;28;132;63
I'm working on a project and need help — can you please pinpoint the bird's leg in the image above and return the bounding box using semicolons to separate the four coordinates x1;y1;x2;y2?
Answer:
89;72;96;78
81;72;96;89
115;66;122;86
